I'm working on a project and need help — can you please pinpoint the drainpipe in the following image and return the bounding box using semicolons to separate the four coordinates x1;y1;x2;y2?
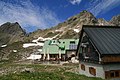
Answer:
98;52;101;64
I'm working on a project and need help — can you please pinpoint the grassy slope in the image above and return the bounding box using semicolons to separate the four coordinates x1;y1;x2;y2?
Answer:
0;41;36;62
0;63;104;80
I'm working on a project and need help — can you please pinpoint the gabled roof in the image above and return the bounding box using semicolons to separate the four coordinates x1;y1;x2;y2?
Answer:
83;25;120;55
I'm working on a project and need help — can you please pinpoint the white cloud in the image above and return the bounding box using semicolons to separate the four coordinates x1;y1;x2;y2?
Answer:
0;0;60;32
88;0;120;16
69;0;81;5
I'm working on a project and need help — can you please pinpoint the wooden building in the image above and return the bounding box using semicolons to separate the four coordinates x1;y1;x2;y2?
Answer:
76;25;120;79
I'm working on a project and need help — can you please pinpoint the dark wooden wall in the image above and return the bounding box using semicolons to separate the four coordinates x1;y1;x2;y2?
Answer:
102;56;120;63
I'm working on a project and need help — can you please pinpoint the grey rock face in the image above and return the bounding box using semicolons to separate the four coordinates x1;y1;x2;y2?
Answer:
0;22;26;46
110;15;120;26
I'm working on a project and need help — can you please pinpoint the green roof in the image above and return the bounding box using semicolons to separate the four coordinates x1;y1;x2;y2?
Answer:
42;39;79;54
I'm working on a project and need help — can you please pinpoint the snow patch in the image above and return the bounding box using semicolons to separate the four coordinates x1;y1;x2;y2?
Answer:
37;49;42;52
13;50;17;53
1;44;7;48
55;30;62;32
76;25;80;28
71;57;79;63
52;34;60;39
32;37;44;42
43;38;53;41
73;29;80;33
27;54;41;60
23;43;44;48
99;23;104;26
23;36;53;49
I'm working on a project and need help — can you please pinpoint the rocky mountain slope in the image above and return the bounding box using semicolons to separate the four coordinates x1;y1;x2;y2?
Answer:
0;10;120;62
0;10;119;45
110;15;120;26
0;22;28;61
28;10;114;40
0;22;26;46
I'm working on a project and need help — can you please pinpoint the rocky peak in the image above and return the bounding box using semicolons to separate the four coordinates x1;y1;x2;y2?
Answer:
34;10;99;39
0;22;26;45
0;22;26;35
110;15;120;26
77;10;95;18
98;18;110;25
67;10;98;25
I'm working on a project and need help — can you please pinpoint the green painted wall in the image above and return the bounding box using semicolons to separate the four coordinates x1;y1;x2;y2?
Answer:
41;39;79;54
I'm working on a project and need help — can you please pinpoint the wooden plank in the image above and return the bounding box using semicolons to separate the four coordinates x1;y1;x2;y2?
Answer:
102;56;120;63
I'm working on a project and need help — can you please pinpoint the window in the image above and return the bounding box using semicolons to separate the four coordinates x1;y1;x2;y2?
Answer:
105;70;120;79
115;71;119;77
53;41;55;43
81;64;85;71
69;45;77;49
110;72;114;77
89;67;96;76
110;71;120;78
70;41;75;44
88;47;91;53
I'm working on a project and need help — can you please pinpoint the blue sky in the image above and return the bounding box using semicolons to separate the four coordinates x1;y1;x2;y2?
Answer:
0;0;120;32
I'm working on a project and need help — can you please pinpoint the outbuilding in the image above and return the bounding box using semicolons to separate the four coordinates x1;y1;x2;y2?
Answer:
41;39;79;61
